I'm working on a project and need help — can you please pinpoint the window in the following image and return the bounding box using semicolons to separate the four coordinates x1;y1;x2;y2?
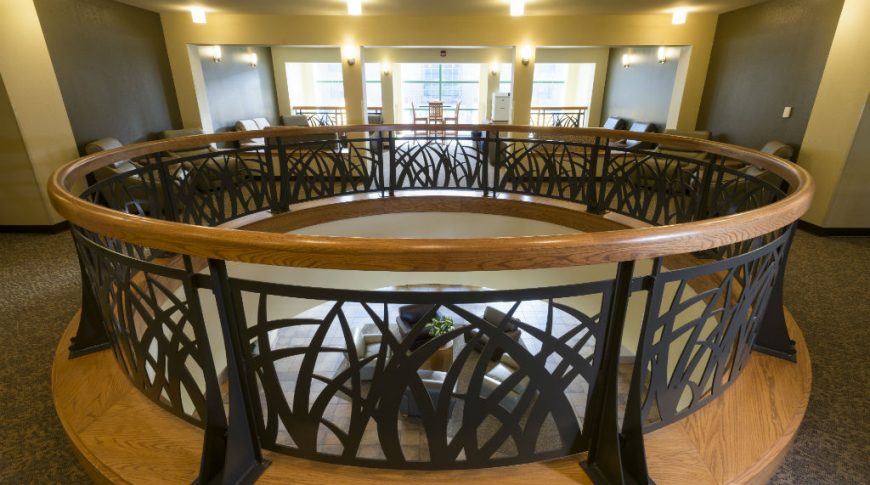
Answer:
399;63;481;123
364;63;382;110
285;62;345;106
531;64;568;107
498;63;512;93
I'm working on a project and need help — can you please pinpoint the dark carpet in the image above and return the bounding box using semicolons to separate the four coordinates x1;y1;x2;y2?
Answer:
0;229;867;484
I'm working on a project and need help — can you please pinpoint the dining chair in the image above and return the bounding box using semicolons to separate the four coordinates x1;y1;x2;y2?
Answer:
411;102;428;124
444;102;461;135
428;101;445;124
444;102;460;124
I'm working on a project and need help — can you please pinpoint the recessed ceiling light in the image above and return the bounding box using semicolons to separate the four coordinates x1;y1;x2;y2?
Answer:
348;0;362;16
510;0;525;16
672;9;688;24
190;7;206;24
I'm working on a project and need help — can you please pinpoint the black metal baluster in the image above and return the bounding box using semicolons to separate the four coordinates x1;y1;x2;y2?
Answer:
68;246;110;358
207;259;270;483
491;131;501;197
277;135;290;211
389;130;397;197
586;136;604;214
183;275;230;485
264;135;284;214
580;260;652;484
753;223;798;361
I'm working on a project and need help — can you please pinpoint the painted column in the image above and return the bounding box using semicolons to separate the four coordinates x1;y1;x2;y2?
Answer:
0;0;79;224
511;46;535;125
341;45;366;125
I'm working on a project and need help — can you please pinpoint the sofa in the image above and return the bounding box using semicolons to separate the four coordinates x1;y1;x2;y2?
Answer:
399;369;457;418
395;304;442;351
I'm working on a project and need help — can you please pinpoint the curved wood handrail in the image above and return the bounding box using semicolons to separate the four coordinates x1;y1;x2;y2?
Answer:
48;125;814;271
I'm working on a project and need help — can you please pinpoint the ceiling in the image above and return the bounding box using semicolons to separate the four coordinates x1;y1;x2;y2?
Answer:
116;0;768;16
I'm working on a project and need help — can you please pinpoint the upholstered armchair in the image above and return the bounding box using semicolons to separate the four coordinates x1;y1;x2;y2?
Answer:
161;128;266;190
609;121;658;150
399;369;457;418
628;129;713;192
464;306;524;362
84;137;164;216
480;354;533;413
350;323;393;381
601;116;627;130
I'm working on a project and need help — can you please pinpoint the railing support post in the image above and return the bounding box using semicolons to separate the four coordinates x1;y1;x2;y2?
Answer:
206;259;270;484
753;224;798;362
491;131;501;197
388;130;397;197
68;251;110;358
586;136;606;214
580;260;652;485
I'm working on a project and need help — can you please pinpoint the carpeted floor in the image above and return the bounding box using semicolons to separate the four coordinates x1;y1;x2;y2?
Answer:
0;229;867;483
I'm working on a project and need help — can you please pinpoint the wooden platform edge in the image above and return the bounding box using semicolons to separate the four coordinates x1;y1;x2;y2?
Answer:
52;309;811;485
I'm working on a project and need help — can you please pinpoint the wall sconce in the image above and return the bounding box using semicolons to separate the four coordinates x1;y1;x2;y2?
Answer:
622;53;631;68
343;45;357;66
520;46;533;66
672;9;688;25
382;63;391;76
248;52;258;67
190;7;206;24
510;0;525;16
211;45;222;63
490;63;500;76
657;46;667;64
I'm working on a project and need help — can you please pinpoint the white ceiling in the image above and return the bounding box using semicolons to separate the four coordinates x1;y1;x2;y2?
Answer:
116;0;768;16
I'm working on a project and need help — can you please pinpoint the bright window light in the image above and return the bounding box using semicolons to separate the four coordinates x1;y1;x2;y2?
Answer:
190;7;206;24
672;9;688;24
348;0;362;16
510;0;525;16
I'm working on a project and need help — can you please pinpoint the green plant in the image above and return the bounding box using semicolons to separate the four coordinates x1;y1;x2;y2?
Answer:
425;315;454;337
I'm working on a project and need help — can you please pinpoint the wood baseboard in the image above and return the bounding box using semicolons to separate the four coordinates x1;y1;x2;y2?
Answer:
798;220;870;236
0;221;70;234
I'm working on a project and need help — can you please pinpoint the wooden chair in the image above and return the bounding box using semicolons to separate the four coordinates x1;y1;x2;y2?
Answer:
428;101;445;124
411;102;428;135
444;102;460;135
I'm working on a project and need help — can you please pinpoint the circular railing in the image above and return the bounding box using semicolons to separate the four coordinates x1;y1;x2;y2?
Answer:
49;125;812;483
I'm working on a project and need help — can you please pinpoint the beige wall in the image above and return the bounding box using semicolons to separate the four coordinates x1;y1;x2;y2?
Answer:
796;0;870;226
823;94;870;228
159;12;718;131
0;75;45;226
0;0;79;225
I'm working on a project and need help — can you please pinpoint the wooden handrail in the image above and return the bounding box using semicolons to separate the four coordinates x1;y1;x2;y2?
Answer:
48;124;814;271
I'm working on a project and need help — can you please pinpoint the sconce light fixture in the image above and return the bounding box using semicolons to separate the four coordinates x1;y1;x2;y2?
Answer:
212;45;222;63
520;45;532;66
248;52;258;67
343;45;357;66
382;63;391;76
510;0;525;16
347;0;362;16
622;53;631;68
657;46;667;64
490;63;500;76
672;8;688;24
190;7;206;24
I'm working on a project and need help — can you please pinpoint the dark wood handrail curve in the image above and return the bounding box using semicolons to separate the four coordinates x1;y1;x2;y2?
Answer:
48;124;814;271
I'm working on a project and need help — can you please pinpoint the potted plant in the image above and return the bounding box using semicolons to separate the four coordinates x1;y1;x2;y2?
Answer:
425;315;454;338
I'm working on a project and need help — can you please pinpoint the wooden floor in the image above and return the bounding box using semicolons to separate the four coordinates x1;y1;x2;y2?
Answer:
53;310;810;485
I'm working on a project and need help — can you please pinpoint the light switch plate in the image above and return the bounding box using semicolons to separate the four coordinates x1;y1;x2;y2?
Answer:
782;106;792;118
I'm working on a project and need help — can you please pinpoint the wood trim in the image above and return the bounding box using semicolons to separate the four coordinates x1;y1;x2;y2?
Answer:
47;125;814;271
0;221;70;233
52;308;811;484
797;220;870;237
